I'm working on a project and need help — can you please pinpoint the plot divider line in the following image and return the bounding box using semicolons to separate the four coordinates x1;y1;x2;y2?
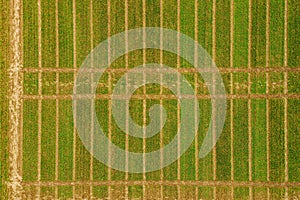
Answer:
55;0;59;198
248;0;253;199
22;93;300;100
107;0;111;198
177;0;181;199
160;0;164;199
90;0;94;198
284;0;289;199
142;1;146;199
194;0;199;199
125;0;129;199
22;66;300;73
37;0;42;198
72;0;77;198
212;0;217;198
194;74;199;200
230;0;234;199
9;0;23;198
266;0;270;199
21;180;300;188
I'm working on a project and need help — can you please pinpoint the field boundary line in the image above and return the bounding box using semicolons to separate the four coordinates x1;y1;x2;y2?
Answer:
19;0;24;181
21;180;300;188
8;0;23;198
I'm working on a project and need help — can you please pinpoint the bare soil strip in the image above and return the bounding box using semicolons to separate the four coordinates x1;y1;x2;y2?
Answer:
8;0;23;198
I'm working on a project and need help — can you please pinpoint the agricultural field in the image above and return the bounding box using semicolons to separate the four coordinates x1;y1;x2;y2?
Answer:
1;0;299;199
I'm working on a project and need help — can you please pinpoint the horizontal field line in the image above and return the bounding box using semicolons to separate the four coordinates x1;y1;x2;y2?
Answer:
22;93;300;100
21;180;300;188
22;67;300;73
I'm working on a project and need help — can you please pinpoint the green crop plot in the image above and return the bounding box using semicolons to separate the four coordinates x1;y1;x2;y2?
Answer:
1;0;299;199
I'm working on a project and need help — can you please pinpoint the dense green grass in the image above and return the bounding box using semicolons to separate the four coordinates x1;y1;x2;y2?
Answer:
1;0;299;199
0;0;10;199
